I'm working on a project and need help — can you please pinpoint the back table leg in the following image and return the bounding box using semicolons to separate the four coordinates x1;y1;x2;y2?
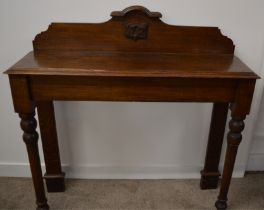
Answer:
37;101;65;192
200;103;229;189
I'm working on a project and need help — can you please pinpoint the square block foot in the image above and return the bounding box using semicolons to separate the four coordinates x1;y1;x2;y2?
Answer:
44;172;65;192
200;170;220;190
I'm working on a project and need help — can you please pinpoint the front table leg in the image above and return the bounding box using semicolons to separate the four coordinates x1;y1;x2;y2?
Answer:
20;112;49;210
215;110;246;210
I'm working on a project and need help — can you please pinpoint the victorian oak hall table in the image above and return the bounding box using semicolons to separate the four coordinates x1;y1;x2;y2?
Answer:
4;6;259;210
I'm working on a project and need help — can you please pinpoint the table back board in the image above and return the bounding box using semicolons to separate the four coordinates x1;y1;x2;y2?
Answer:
33;6;234;54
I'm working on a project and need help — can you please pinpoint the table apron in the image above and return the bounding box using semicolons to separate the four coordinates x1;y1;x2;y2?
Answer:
29;76;238;102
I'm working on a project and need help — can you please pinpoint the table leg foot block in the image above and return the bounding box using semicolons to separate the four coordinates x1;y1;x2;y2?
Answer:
215;199;227;210
36;202;49;210
200;171;220;189
44;172;65;192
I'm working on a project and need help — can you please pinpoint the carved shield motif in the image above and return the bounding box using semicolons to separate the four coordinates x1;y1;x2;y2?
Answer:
124;23;149;41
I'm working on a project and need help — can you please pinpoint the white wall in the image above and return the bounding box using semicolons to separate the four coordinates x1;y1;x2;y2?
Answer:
0;0;264;179
247;57;264;171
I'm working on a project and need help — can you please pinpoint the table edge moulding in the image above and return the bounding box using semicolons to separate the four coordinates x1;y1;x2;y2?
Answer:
4;5;260;210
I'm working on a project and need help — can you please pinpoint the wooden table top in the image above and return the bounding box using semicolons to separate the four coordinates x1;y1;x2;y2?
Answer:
5;51;259;79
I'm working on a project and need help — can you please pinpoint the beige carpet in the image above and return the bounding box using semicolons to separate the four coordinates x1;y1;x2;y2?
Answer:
0;173;264;209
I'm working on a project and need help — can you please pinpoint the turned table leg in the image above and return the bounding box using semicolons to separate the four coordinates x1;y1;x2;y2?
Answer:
214;81;255;210
37;101;65;192
201;103;228;189
9;75;50;209
215;114;245;209
20;113;49;210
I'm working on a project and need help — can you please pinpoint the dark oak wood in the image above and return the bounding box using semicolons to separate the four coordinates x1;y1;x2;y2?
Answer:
20;113;49;210
30;76;238;102
37;101;65;192
31;7;234;54
9;76;49;210
216;115;246;210
111;6;162;18
6;51;257;79
215;80;256;210
4;6;259;210
201;103;229;189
